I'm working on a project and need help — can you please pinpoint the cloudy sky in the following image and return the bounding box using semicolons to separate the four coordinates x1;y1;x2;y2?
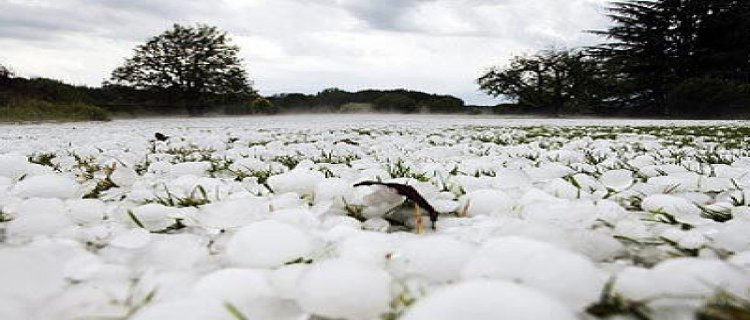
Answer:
0;0;611;105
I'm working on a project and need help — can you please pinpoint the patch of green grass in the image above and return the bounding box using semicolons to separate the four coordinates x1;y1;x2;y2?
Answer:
0;99;110;122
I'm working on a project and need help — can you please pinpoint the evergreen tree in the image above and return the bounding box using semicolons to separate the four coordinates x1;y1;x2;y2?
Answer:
592;0;750;115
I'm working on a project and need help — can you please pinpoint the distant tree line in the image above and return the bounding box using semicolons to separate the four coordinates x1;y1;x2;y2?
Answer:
265;88;465;114
0;24;467;121
0;72;110;121
479;0;750;118
4;0;749;121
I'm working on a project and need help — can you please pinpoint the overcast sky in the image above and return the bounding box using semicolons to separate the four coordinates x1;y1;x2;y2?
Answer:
0;0;611;105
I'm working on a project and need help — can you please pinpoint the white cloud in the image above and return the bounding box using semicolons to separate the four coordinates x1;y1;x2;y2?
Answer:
0;0;611;104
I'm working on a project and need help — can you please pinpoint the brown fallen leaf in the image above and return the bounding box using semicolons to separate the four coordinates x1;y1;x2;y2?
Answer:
354;181;439;230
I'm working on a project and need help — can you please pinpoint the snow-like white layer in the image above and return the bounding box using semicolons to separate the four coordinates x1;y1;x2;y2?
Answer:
0;115;749;320
462;236;606;308
297;259;392;319
402;280;576;320
225;220;316;268
13;174;79;199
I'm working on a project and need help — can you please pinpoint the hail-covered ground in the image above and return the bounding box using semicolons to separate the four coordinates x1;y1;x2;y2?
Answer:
1;114;750;320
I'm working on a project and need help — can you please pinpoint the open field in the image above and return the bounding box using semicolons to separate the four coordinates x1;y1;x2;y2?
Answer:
1;115;750;320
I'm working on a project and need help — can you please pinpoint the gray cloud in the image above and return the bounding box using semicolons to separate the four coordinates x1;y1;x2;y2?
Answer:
334;0;429;30
0;0;611;104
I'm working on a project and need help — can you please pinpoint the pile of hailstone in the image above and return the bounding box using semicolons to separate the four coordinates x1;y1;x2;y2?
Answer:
1;118;750;320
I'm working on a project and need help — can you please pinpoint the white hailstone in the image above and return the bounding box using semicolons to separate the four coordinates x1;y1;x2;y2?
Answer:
669;171;701;190
270;192;308;210
13;197;66;215
461;236;606;309
230;157;268;172
732;206;750;220
133;270;197;304
196;198;269;229
716;189;750;206
729;251;750;269
660;228;686;243
517;188;566;207
0;176;12;191
711;219;750;252
12;174;79;199
271;208;320;228
271;264;310;300
0;248;66;303
600;169;634;191
267;169;325;195
525;162;575;181
0;299;28;320
434;217;473;230
392;236;476;282
673;192;712;205
225;220;316;268
170;162;211;177
712;164;743;178
701;177;733;192
320;215;362;231
431;198;460;213
617;258;750;300
297;259;392;320
566;230;624;262
701;201;733;214
491;169;532;190
543;178;582;199
594;199;628;223
613;218;652;239
66;198;106;224
732;157;750;168
336;231;397;266
313;178;354;206
629;155;655;168
546;149;584;164
450;175;491;193
458;189;514;217
31;282;129;320
678;232;708;250
572;173;603;191
614;267;669;301
169;176;223;198
63;251;104;282
192;268;275;305
641;194;701;217
0;154;31;179
128;203;181;231
139;234;209;271
131;298;235;320
401;281;576;320
362;217;390;232
522;201;599;229
109;165;138;187
146;161;172;175
109;228;152;249
5;210;74;239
